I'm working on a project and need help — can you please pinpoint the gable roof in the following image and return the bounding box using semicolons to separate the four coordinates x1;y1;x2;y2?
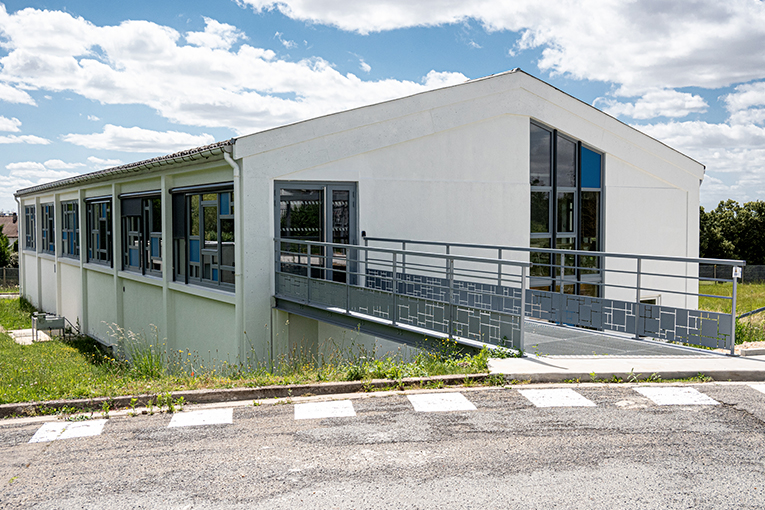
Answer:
0;215;18;239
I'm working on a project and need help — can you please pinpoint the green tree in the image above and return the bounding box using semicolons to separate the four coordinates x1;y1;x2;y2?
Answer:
700;200;765;263
0;225;10;267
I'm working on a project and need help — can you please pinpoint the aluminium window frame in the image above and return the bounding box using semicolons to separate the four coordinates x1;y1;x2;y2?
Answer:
40;203;55;254
529;119;604;295
120;193;162;277
23;205;36;251
86;197;113;266
61;200;80;259
171;182;235;291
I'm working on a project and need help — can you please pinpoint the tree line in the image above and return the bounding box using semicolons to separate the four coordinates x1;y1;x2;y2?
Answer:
700;200;765;264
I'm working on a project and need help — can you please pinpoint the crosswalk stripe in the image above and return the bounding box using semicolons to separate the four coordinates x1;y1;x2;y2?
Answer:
294;400;356;420
168;408;233;428
518;388;597;408
29;419;108;443
407;392;477;412
748;383;765;395
633;387;719;406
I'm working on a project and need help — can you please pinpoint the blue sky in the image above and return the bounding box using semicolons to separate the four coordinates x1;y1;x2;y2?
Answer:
1;1;765;212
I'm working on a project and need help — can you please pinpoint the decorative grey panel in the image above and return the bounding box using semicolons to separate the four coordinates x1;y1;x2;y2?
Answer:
350;286;392;321
275;273;308;301
396;295;449;335
308;279;348;309
525;289;733;350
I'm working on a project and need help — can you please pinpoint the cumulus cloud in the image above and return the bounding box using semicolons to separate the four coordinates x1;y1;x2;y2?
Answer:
274;31;297;49
0;134;50;144
239;0;765;94
0;116;21;132
87;156;124;167
61;124;216;152
0;82;36;105
359;59;371;73
43;159;85;169
0;5;473;136
186;17;246;50
5;160;84;184
595;90;708;120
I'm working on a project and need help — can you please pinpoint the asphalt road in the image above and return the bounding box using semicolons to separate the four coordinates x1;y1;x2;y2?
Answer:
1;382;765;509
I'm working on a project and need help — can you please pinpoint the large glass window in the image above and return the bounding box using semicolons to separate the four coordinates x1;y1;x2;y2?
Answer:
41;203;55;254
276;182;357;283
24;205;36;251
121;196;162;276
172;187;234;290
530;121;602;295
87;199;112;265
61;201;79;258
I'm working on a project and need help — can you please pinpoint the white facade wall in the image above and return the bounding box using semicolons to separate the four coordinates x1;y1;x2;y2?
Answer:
17;70;705;361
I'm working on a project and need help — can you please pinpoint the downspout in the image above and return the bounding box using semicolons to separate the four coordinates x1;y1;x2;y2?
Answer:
14;195;22;297
223;151;245;364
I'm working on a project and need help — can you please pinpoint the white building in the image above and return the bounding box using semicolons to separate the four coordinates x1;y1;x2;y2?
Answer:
15;69;708;362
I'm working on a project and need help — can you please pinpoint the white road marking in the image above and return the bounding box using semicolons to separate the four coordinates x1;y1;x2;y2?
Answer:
633;387;719;406
294;400;356;420
749;383;765;395
518;388;597;408
29;419;107;443
168;408;233;428
407;392;477;413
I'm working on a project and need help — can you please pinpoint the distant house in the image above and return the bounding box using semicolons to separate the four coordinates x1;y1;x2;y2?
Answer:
14;69;707;362
0;213;18;249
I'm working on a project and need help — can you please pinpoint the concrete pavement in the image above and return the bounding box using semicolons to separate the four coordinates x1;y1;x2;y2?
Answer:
489;353;765;383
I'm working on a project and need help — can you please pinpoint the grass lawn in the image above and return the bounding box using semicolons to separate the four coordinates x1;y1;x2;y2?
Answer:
698;281;765;316
0;297;502;405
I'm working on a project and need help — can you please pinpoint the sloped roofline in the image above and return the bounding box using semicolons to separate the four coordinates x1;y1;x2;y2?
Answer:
14;68;703;198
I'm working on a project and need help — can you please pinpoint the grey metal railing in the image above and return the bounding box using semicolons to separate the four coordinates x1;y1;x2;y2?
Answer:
364;237;745;354
274;238;531;350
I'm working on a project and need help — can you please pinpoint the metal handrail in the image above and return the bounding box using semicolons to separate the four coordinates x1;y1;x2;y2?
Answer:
364;236;746;266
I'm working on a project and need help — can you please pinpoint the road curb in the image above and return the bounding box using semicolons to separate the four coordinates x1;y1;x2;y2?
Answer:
0;373;494;418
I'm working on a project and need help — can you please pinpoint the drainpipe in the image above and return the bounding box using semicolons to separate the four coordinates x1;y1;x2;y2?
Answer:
14;195;22;297
223;151;245;364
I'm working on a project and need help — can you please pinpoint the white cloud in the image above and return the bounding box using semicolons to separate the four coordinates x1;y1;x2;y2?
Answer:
5;160;83;183
274;31;297;49
467;40;481;49
61;124;216;152
87;156;123;167
87;114;100;121
239;0;765;94
0;116;21;132
359;59;371;73
43;159;85;169
639;121;765;150
422;70;468;88
0;82;36;105
595;90;708;120
186;17;245;50
0;134;50;144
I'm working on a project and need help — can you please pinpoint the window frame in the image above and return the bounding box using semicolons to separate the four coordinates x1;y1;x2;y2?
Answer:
86;198;113;266
120;194;162;277
61;200;80;259
171;183;235;291
40;203;55;254
24;205;36;251
530;120;603;295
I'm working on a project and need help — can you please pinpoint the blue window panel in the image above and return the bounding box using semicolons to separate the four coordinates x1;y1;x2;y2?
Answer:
151;237;160;257
212;268;218;281
220;192;230;215
129;248;139;267
189;239;200;263
580;147;602;188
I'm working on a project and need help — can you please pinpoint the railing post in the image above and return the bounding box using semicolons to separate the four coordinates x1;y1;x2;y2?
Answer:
497;248;503;288
402;241;406;276
345;246;351;315
731;266;740;355
519;264;527;353
392;252;397;326
447;257;454;339
635;257;642;339
363;237;368;289
306;242;312;304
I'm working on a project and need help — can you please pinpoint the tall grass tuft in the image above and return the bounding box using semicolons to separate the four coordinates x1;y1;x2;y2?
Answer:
108;323;166;379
